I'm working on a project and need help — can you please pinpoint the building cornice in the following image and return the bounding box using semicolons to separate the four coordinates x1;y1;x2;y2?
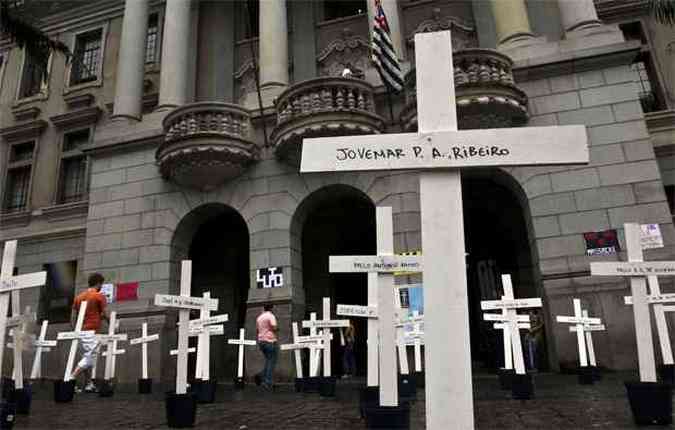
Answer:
0;225;86;245
595;0;650;22
0;119;48;143
50;106;102;130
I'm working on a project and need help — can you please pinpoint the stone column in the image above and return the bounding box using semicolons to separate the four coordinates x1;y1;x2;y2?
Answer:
490;0;536;47
112;0;149;121
157;0;192;110
259;0;288;104
367;0;405;60
557;0;601;35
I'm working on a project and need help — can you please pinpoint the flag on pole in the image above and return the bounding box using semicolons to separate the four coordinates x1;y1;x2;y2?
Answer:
371;0;404;92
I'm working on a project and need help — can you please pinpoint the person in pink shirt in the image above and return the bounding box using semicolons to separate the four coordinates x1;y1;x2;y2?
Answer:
255;304;278;390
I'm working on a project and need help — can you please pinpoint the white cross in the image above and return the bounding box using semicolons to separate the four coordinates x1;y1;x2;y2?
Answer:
154;260;218;394
483;309;530;371
280;322;327;379
555;299;602;367
329;207;423;407
302;297;349;378
400;310;424;373
130;322;159;380
0;240;47;387
99;312;128;381
8;304;35;390
30;320;56;380
301;30;589;430
591;223;675;382
580;309;605;367
57;301;95;381
337;302;379;385
481;275;542;375
190;292;229;382
227;328;257;379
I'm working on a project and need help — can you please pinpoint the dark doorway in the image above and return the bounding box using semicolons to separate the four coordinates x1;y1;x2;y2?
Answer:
300;186;375;377
187;206;250;381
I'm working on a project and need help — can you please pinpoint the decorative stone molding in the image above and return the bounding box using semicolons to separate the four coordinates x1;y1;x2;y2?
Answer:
401;49;528;131
234;59;257;106
11;106;41;122
63;92;95;110
271;77;384;165
41;200;90;222
157;102;258;190
595;0;649;22
405;9;477;58
0;119;48;143
316;30;370;77
50;106;102;129
0;211;32;229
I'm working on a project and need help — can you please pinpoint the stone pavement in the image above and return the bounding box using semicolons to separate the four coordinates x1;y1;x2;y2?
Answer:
9;372;668;429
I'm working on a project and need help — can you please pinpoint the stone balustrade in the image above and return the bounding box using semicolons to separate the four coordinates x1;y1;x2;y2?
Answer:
157;102;258;190
272;77;384;164
401;48;528;131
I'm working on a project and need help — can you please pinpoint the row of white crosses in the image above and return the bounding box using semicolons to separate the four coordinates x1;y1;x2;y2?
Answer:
481;275;542;375
301;30;588;428
280;318;326;379
555;299;604;368
302;297;350;378
591;223;675;383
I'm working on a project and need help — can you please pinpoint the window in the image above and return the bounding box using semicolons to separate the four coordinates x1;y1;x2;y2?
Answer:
242;0;259;39
145;13;159;64
57;129;90;204
323;1;367;21
3;141;35;212
399;288;410;308
666;185;674;216
18;51;48;99
70;28;103;85
38;261;77;323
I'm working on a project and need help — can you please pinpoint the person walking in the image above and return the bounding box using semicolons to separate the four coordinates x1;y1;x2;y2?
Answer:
342;321;356;378
255;304;278;390
70;273;110;392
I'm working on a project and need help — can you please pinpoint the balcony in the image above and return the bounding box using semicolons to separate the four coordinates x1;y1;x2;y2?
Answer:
401;49;528;131
157;103;258;190
272;77;384;164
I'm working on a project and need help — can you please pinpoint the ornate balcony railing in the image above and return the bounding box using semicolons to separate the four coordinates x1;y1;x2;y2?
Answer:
401;49;528;131
271;77;384;164
157;102;258;190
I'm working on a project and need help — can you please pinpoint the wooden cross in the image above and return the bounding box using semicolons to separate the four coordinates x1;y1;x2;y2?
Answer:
99;312;128;381
483;309;530;371
302;297;349;378
555;299;601;367
280;322;326;379
57;301;95;381
591;223;675;382
154;260;218;394
0;240;47;387
227;328;257;379
329;206;423;407
301;30;588;429
337;302;379;384
481;275;542;375
189;292;228;382
579;309;605;367
130;322;159;380
30;320;56;379
8;304;35;389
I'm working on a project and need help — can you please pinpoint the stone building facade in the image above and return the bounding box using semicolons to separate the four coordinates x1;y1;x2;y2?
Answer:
0;0;674;384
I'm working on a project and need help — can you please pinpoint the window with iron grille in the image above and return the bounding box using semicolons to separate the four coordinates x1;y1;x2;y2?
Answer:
38;261;77;323
145;14;159;64
57;129;89;204
3;141;35;212
18;51;46;99
70;28;103;85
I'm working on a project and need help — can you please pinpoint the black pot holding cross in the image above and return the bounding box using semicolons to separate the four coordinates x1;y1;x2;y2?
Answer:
498;368;515;390
658;364;675;385
414;371;425;388
0;402;15;429
511;373;534;400
98;379;115;397
318;376;336;397
302;377;320;393
193;379;217;403
138;378;153;394
359;386;379;418
591;366;602;381
294;377;304;393
364;402;411;429
625;381;673;425
398;374;417;402
0;380;13;400
165;391;197;428
233;377;245;390
9;386;31;415
578;366;595;385
53;380;75;403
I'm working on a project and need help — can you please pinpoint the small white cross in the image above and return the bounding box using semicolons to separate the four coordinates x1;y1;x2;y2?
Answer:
57;301;95;381
129;322;159;380
555;299;602;367
100;312;128;381
227;328;257;379
30;320;56;380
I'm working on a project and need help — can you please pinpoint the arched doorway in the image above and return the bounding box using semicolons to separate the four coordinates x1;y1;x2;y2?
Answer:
171;203;250;381
295;185;376;377
462;170;544;371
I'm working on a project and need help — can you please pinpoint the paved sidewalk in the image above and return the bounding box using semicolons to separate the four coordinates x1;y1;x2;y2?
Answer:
9;372;667;429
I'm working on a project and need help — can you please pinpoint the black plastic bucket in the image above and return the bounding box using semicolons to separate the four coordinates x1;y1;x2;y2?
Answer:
659;364;675;385
625;381;673;426
194;380;217;404
294;378;304;393
234;377;245;391
0;380;13;401
498;368;515;390
511;373;534;400
53;380;75;403
0;402;15;429
578;366;595;385
398;374;417;401
359;386;379;418
166;392;197;428
303;377;320;393
10;387;31;415
98;379;114;397
414;371;425;388
364;402;411;429
138;378;152;394
591;366;602;381
319;376;336;397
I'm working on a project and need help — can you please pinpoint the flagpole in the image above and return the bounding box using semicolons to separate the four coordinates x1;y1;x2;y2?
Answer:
385;86;396;128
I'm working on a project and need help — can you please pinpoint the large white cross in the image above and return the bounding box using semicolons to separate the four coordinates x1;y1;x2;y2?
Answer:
555;299;601;367
591;223;675;382
482;302;530;371
301;30;588;429
280;322;325;379
129;322;160;380
481;275;542;375
189;291;228;382
0;240;47;387
302;297;349;378
227;328;257;379
329;207;423;407
154;260;218;394
57;301;95;381
337;302;379;383
30;320;56;380
580;309;605;367
99;312;128;381
8;304;35;390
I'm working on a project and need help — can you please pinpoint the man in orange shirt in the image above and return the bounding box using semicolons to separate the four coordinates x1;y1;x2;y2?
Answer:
70;273;110;393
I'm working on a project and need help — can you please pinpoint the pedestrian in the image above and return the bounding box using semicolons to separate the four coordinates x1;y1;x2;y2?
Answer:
342;321;356;378
255;304;278;390
525;309;544;371
70;273;110;393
